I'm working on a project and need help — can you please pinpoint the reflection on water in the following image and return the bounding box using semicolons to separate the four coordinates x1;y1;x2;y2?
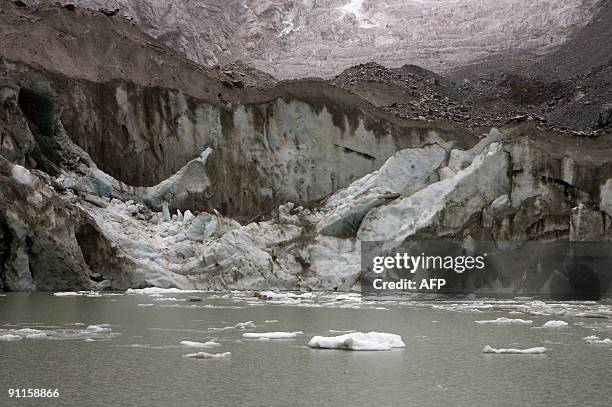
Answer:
0;291;611;407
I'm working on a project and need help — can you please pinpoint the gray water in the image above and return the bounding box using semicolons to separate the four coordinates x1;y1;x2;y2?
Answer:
0;291;610;407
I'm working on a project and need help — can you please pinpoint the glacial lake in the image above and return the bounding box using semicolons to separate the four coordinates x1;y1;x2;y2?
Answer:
0;291;610;407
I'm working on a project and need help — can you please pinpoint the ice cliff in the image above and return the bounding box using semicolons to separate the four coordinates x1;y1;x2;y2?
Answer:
1;0;611;297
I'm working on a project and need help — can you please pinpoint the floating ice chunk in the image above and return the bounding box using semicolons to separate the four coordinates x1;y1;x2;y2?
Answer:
242;331;303;339
184;352;231;359
209;321;257;331
270;298;302;305
137;304;154;307
13;328;45;335
208;326;233;331
180;340;221;348
264;320;278;323
25;332;47;339
475;317;533;325
334;293;362;302
152;297;185;302
582;335;599;341
86;324;112;333
53;291;106;297
126;288;203;294
482;345;546;354
542;320;568;328
0;334;22;341
256;291;314;300
582;335;612;344
0;325;119;341
53;292;80;297
308;332;405;351
328;329;357;333
234;321;256;329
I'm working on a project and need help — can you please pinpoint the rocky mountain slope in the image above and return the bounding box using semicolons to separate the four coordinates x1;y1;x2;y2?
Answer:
28;0;604;79
1;0;611;297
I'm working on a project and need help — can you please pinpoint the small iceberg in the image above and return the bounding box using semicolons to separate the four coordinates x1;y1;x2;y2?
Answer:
0;334;22;341
85;324;112;333
482;345;546;354
256;291;315;300
234;321;256;329
184;352;231;359
53;291;122;297
180;340;221;348
24;332;47;339
53;292;81;297
475;317;533;325
582;335;612;345
307;332;405;351
126;288;203;294
209;321;257;331
242;331;303;339
0;325;119;341
542;320;568;328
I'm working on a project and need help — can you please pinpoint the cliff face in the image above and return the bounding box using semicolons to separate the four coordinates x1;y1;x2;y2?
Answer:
1;1;611;297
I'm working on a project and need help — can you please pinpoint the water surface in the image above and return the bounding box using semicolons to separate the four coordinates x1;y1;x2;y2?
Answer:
0;291;610;407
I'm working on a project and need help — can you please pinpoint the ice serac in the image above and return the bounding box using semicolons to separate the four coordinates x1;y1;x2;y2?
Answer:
357;143;510;241
140;148;213;211
317;144;446;237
